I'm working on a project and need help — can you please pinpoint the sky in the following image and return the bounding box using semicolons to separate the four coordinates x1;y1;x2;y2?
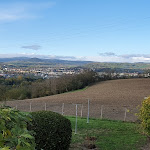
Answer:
0;0;150;62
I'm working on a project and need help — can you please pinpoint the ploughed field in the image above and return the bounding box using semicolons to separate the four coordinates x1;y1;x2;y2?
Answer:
6;78;150;121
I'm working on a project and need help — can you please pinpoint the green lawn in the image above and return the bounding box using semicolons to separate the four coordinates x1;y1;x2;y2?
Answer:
63;86;89;94
67;116;147;150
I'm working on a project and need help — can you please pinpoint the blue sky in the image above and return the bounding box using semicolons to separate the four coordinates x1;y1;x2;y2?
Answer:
0;0;150;62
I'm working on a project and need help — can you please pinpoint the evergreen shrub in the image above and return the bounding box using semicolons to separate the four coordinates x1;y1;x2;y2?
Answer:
29;111;72;150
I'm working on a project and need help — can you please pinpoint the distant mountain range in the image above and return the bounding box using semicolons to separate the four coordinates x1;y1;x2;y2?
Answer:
1;57;150;70
0;57;29;62
0;57;93;66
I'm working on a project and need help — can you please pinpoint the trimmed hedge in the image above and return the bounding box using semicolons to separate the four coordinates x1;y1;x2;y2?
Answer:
29;111;72;150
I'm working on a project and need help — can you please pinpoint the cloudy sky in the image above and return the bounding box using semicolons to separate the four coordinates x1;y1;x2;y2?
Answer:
0;0;150;62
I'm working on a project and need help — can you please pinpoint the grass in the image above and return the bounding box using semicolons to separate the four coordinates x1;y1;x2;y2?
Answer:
62;86;89;94
66;116;147;150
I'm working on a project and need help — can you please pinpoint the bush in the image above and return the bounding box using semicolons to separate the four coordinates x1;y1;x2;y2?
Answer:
0;106;35;150
29;111;72;150
138;97;150;136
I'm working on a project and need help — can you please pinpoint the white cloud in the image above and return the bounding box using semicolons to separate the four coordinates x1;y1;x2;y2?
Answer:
99;52;116;56
0;2;55;22
121;54;150;59
132;57;150;62
96;52;150;62
21;45;41;50
0;10;28;22
0;14;19;21
82;56;123;62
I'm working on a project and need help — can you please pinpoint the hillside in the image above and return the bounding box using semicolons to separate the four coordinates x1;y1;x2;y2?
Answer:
85;62;150;70
12;78;150;105
6;78;150;121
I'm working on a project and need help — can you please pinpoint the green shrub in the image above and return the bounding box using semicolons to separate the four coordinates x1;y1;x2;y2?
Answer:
29;111;72;150
138;97;150;136
0;106;35;150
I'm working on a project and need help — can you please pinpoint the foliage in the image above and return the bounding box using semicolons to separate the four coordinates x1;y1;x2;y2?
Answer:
0;85;7;101
67;116;146;150
138;97;150;136
0;106;35;150
6;87;31;100
29;111;72;150
0;71;99;101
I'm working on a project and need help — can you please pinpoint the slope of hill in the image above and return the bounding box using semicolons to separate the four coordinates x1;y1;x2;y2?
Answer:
85;62;150;69
6;78;150;121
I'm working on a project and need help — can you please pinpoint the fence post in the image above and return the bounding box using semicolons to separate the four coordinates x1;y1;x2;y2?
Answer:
72;103;82;134
81;104;83;117
62;103;64;115
124;108;127;121
16;105;17;110
30;103;32;112
100;105;103;119
75;104;78;134
45;103;47;111
87;99;90;123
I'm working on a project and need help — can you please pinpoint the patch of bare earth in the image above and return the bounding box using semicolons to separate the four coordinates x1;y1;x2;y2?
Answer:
69;136;98;150
141;138;150;150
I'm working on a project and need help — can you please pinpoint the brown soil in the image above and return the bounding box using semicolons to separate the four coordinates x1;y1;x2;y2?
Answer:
5;78;150;121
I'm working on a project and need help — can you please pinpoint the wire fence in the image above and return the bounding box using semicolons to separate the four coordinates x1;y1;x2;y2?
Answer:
2;99;139;122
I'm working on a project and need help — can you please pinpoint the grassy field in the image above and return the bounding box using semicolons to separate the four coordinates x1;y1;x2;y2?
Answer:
67;116;146;150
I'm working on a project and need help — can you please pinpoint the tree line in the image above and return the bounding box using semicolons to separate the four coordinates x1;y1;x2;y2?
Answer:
0;70;100;101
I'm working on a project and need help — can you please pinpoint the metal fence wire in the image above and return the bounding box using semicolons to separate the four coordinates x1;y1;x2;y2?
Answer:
3;99;139;122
